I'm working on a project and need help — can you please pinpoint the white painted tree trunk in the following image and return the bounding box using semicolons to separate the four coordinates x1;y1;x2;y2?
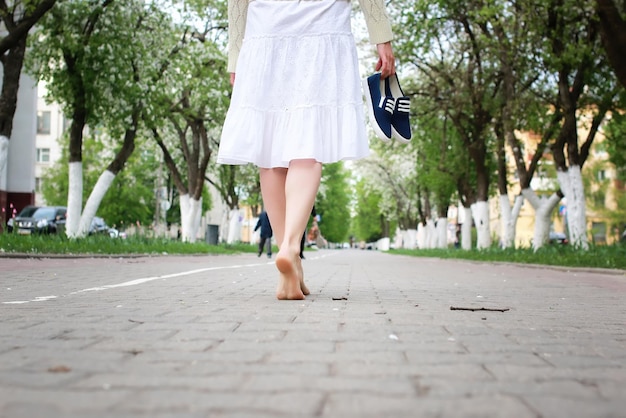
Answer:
394;228;403;249
227;209;242;244
403;229;417;249
461;206;472;250
436;217;448;248
426;219;436;248
499;194;513;248
0;136;8;177
511;194;524;246
180;194;202;243
557;166;588;249
471;201;491;249
65;162;84;238
499;194;524;248
416;224;425;249
76;170;116;238
521;188;561;250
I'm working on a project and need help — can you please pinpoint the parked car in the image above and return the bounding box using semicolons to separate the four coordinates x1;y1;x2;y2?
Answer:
10;206;67;235
6;205;39;233
549;231;569;245
89;216;110;235
89;216;122;238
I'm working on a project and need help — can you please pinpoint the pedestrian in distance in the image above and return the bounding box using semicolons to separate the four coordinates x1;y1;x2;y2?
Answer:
217;0;396;299
300;206;317;259
254;211;273;258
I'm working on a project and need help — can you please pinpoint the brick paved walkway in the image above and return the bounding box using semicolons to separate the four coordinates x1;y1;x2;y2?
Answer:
1;250;625;418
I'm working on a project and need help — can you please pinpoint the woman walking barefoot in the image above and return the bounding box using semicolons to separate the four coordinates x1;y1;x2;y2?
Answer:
218;0;396;300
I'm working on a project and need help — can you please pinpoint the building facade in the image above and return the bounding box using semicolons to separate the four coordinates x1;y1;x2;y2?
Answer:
1;73;38;227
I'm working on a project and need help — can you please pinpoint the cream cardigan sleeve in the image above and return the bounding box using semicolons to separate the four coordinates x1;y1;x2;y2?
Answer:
358;0;394;45
227;0;248;73
227;0;393;73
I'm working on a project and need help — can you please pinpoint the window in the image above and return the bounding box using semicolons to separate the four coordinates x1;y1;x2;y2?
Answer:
37;111;51;134
36;148;50;163
35;177;42;192
597;170;606;181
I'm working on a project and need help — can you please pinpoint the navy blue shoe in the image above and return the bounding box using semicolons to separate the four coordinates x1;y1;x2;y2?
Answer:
362;73;393;141
385;74;411;144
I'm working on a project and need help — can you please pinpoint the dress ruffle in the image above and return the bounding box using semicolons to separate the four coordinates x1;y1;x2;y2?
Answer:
218;0;369;168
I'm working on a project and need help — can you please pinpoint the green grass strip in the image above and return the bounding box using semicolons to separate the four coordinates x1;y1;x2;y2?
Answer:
392;244;626;270
0;233;257;256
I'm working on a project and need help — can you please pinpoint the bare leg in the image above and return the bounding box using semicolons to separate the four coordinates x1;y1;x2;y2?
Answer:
260;167;295;298
260;160;321;299
259;168;287;246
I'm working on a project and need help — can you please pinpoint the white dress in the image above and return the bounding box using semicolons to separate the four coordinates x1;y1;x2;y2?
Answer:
217;0;369;168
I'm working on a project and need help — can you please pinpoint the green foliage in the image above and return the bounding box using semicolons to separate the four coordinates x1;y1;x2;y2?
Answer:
236;165;262;215
315;162;352;243
144;0;230;205
414;111;461;215
392;244;626;270
353;178;384;242
605;109;626;181
27;0;229;236
41;135;159;228
27;0;167;137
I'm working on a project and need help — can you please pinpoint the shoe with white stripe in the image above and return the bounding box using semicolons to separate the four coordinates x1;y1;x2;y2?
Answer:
362;73;393;142
385;74;412;144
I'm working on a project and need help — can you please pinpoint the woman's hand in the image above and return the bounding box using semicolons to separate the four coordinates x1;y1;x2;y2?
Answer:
230;72;236;86
375;42;396;79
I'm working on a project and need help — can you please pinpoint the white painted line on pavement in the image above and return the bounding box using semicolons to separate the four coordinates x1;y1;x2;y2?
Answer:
2;252;335;304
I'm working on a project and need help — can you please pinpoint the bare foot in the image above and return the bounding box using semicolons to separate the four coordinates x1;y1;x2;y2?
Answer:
275;250;305;300
296;258;310;295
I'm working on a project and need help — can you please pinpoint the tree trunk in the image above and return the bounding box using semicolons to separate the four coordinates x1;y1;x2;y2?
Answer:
74;118;138;238
0;38;27;214
596;0;626;89
461;206;473;250
66;162;83;237
0;38;26;140
425;218;436;249
180;193;202;242
0;0;57;56
64;78;87;237
522;188;561;250
416;224;425;249
557;165;588;249
471;201;491;249
0;136;8;179
436;216;448;248
499;194;514;248
226;208;242;244
77;170;116;237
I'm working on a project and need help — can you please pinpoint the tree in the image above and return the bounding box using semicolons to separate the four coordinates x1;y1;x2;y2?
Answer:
596;0;626;89
392;0;501;249
532;0;620;248
27;0;168;237
413;110;461;248
147;0;229;242
0;0;58;228
355;147;420;246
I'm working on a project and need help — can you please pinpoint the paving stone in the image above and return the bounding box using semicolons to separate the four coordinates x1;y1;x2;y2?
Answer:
0;250;624;417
